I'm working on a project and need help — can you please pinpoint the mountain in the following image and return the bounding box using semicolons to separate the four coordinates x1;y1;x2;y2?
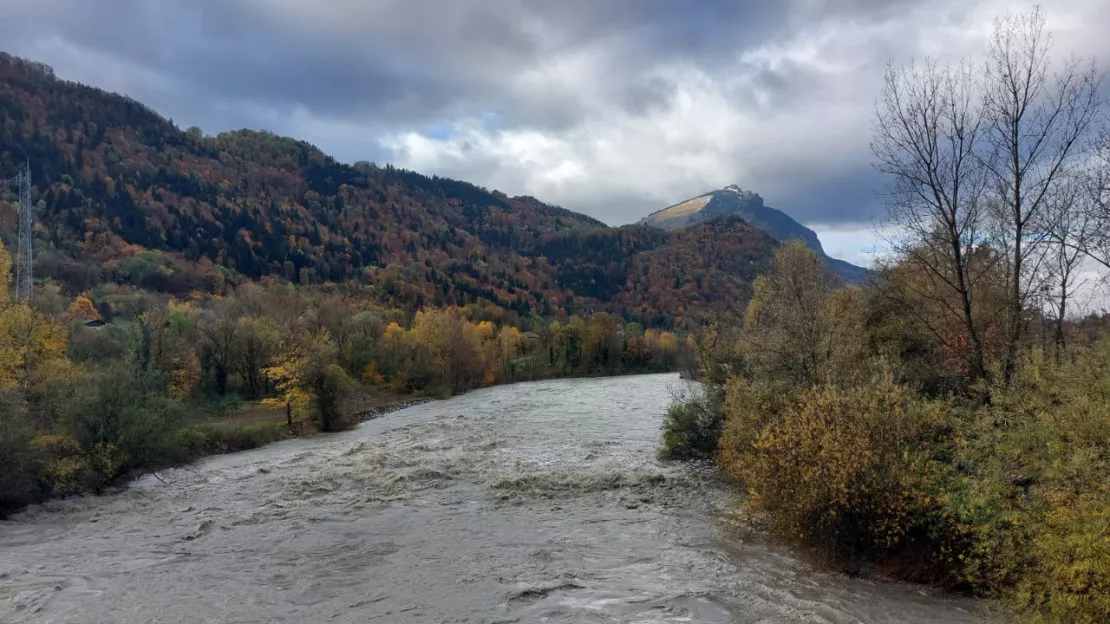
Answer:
641;185;869;283
0;53;775;328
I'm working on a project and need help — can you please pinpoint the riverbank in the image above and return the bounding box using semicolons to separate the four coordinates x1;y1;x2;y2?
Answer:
664;240;1110;622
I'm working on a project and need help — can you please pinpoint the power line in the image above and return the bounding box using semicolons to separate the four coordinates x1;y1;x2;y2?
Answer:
1;162;33;302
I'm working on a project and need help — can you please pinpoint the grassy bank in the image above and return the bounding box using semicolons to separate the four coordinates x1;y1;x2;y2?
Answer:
187;386;426;449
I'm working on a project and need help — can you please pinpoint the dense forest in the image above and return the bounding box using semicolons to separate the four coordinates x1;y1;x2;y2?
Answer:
661;10;1110;622
0;235;691;516
0;52;776;329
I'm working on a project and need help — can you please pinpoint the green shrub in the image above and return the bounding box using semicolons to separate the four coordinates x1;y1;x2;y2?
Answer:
169;425;225;458
658;390;723;461
722;375;958;570
942;345;1110;620
30;433;96;495
213;421;290;452
0;409;41;515
718;375;795;467
313;362;353;432
66;363;186;476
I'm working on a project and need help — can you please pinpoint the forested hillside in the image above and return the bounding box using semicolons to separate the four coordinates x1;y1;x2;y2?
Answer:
0;53;776;328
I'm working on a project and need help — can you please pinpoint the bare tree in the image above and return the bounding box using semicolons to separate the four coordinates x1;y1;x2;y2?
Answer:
1084;128;1110;270
1041;173;1095;358
872;58;992;380
198;301;240;396
981;7;1104;381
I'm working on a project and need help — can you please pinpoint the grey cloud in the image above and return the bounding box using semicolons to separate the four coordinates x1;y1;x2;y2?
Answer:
5;1;468;122
0;0;931;131
2;0;1107;231
776;167;889;229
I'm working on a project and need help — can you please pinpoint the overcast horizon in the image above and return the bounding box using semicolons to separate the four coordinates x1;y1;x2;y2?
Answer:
2;0;1108;270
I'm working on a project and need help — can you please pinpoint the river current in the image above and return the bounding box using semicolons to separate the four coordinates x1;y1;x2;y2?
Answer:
0;374;982;623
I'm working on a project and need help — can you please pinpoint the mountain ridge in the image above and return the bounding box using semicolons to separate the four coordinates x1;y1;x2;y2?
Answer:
641;185;869;283
0;52;776;328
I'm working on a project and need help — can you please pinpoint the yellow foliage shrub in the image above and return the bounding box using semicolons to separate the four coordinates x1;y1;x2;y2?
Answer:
361;362;385;385
717;375;795;473
1012;485;1110;623
30;433;92;496
29;434;124;496
86;443;125;488
723;377;950;559
67;294;101;322
943;345;1110;620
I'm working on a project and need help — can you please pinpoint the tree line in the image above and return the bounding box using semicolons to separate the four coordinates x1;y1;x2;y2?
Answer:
0;246;688;516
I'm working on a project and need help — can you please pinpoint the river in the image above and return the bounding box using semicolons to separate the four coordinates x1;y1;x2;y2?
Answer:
0;374;982;623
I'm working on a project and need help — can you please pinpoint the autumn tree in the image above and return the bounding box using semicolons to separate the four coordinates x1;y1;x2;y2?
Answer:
742;241;860;386
0;245;21;394
139;302;170;373
1083;128;1110;270
342;310;385;380
66;295;100;323
235;315;281;399
586;313;623;370
411;308;485;394
0;246;69;399
1041;174;1096;358
543;320;566;371
265;329;352;431
564;316;588;371
376;321;412;386
496;325;523;380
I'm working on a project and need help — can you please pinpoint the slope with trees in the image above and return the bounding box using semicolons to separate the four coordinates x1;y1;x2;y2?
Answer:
0;52;776;328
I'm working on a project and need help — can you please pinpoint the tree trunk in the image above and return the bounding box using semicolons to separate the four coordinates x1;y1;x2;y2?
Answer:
951;229;988;382
1054;284;1067;363
1003;201;1023;384
215;365;228;396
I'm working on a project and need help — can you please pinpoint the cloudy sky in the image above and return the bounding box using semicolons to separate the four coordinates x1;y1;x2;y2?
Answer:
2;0;1108;267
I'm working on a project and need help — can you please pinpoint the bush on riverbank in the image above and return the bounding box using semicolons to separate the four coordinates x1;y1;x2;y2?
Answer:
658;389;722;461
721;377;955;564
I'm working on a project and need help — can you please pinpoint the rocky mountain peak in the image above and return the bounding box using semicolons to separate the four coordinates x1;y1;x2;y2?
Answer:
641;186;870;283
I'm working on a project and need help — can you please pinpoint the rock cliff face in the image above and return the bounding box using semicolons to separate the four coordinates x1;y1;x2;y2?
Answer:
642;185;868;283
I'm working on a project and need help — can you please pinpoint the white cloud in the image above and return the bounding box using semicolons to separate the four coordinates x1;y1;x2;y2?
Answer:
383;54;872;226
379;0;1109;267
810;225;896;269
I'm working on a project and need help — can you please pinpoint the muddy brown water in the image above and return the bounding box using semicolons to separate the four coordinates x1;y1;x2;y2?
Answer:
0;374;983;623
